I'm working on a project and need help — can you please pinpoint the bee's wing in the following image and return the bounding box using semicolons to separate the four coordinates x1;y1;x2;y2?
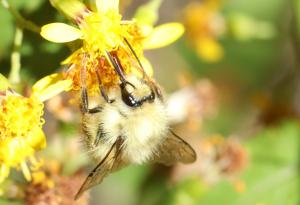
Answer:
153;130;197;166
75;137;126;200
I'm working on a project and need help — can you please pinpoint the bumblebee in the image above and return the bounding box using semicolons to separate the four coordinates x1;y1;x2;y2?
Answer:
75;47;196;199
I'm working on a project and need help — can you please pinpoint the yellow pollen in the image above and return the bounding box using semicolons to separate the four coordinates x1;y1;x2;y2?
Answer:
64;22;146;94
0;94;46;184
0;95;44;140
80;11;126;54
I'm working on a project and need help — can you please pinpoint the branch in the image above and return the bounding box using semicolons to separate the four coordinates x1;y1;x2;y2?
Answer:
0;0;40;33
8;27;23;84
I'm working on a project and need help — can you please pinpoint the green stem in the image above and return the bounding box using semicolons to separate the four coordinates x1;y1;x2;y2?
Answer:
0;0;40;33
8;27;23;84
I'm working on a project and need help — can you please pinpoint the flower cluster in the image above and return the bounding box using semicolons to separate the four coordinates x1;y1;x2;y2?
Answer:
0;0;183;190
41;0;184;94
0;74;71;189
0;92;45;183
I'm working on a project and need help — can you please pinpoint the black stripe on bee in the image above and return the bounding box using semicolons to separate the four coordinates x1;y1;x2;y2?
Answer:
95;123;106;146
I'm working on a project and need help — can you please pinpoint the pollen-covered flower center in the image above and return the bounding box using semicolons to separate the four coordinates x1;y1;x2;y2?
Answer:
0;94;46;182
80;11;125;53
0;95;44;140
64;22;146;94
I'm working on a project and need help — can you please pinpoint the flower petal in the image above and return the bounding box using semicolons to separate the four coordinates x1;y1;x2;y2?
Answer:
96;0;119;13
138;24;154;37
41;23;82;43
21;162;32;181
134;0;162;26
28;127;47;150
0;73;11;91
32;73;72;102
143;23;185;49
61;49;81;65
0;164;10;184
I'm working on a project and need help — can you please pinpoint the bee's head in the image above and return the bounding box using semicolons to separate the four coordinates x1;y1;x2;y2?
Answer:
119;75;155;108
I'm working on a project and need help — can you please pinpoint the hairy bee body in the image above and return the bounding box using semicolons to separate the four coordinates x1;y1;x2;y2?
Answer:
81;75;169;164
76;74;196;199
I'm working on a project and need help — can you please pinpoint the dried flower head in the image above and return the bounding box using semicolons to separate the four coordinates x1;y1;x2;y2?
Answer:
214;138;248;174
171;136;248;185
25;169;88;205
167;78;218;125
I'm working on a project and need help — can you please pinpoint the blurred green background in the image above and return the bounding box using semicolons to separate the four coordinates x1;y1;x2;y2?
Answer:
0;0;299;205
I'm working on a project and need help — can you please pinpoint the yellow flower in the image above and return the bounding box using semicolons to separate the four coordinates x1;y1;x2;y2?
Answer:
40;0;184;94
0;74;71;185
0;92;45;183
183;0;225;62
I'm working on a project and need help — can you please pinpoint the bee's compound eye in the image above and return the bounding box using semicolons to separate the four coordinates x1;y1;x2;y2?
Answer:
120;86;140;107
119;81;156;107
123;94;139;107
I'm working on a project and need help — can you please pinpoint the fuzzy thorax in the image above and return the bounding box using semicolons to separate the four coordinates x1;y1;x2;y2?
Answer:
81;75;169;164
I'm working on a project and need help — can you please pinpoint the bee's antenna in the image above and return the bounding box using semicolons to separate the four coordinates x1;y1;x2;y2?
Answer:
105;51;127;84
105;51;135;89
123;38;146;79
95;63;114;103
123;38;163;100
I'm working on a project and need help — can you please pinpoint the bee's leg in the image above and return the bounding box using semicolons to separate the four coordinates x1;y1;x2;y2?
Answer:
80;85;101;114
100;87;114;103
88;107;103;114
80;61;89;113
95;67;114;103
80;55;103;114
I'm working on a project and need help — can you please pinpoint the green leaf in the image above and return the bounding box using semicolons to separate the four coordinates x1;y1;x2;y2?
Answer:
228;13;276;41
154;121;300;205
134;0;162;26
0;199;23;205
163;178;207;205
